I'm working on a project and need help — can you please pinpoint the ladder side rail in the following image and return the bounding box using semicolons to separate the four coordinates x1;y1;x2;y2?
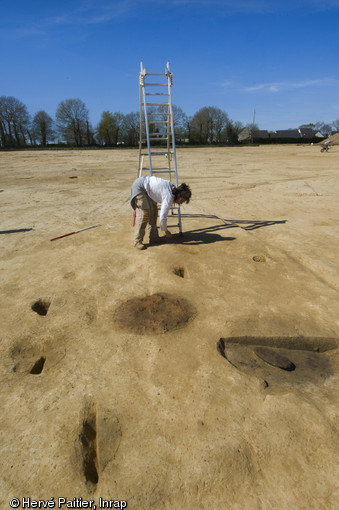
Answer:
138;79;143;176
138;155;145;178
142;82;153;176
167;70;182;233
166;93;171;181
167;73;178;187
138;63;148;177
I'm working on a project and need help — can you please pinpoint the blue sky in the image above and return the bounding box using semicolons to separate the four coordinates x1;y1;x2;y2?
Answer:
2;0;339;130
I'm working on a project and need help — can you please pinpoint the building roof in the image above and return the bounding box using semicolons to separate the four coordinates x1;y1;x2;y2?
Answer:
298;128;316;137
238;128;270;141
270;130;301;138
254;130;270;139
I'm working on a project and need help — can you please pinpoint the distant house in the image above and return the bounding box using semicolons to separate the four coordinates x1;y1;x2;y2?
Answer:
270;129;301;138
238;128;251;142
298;128;324;138
238;127;324;143
254;130;270;139
238;128;270;142
298;128;315;137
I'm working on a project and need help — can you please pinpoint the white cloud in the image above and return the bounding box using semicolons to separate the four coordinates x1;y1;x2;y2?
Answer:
145;0;339;12
244;79;334;93
214;77;339;97
47;0;339;26
47;0;133;26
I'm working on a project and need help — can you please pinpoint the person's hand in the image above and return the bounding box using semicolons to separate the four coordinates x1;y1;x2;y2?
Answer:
165;230;172;238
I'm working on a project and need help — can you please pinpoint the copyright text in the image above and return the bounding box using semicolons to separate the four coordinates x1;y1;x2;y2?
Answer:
9;497;127;509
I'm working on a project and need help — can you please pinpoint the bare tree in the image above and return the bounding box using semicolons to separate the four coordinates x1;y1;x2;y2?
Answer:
315;121;332;137
154;104;189;142
0;96;30;147
189;106;230;144
97;111;116;145
171;105;189;143
120;112;139;146
56;99;90;146
189;107;210;144
245;122;260;143
32;110;55;146
98;111;123;146
226;122;242;144
332;119;339;133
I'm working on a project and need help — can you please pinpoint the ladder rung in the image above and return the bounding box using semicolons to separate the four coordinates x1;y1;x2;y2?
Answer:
145;136;166;139
146;73;168;76
142;137;169;141
146;113;170;117
146;93;169;96
140;152;169;156
144;84;168;87
146;103;168;106
150;132;171;136
151;170;175;174
139;167;170;170
150;151;172;155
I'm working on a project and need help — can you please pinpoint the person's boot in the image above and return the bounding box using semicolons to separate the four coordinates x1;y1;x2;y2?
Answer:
134;242;146;250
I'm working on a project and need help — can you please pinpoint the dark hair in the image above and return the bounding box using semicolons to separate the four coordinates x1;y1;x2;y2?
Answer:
172;183;191;203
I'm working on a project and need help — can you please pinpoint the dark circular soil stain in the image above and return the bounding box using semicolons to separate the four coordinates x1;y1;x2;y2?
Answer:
114;293;195;334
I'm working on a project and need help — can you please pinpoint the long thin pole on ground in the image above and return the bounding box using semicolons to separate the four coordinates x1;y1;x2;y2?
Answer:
50;224;100;241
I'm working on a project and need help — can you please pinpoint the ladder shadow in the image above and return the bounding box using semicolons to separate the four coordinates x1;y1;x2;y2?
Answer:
170;224;236;245
180;214;287;231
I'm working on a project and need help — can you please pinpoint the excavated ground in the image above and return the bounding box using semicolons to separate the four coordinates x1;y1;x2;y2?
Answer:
0;145;338;509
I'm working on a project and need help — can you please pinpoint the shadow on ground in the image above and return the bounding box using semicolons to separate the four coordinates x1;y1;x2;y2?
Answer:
181;213;287;231
169;224;236;245
0;228;33;234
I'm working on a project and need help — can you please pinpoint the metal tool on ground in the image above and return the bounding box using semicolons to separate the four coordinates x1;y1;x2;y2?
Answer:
50;224;100;241
137;61;182;234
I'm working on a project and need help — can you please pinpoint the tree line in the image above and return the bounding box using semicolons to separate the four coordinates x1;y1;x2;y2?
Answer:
1;95;338;149
0;96;241;148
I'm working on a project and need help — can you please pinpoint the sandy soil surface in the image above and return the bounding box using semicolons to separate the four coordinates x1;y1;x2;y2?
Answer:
321;132;339;145
1;145;338;509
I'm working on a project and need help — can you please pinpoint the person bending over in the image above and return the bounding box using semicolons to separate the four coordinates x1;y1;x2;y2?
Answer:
130;175;191;250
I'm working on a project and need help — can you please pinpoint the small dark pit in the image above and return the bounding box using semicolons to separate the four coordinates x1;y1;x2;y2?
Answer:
31;299;50;316
173;266;185;278
30;356;46;374
80;417;98;485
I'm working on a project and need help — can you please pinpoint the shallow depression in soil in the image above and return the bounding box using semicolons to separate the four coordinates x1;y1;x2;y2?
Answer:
114;293;195;334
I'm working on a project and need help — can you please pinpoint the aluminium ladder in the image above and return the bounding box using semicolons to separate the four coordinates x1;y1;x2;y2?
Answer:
138;61;182;234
